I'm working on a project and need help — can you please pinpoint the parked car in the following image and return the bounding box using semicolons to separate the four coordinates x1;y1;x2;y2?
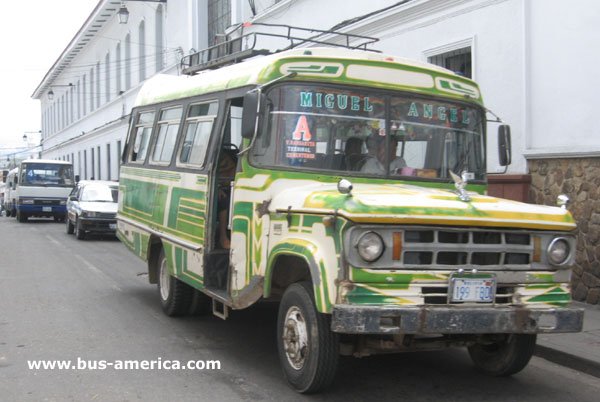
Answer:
66;180;119;239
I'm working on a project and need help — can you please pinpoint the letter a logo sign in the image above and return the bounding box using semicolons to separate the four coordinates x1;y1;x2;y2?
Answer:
292;115;312;141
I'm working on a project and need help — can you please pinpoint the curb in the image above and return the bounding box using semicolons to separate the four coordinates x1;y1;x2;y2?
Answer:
535;345;600;378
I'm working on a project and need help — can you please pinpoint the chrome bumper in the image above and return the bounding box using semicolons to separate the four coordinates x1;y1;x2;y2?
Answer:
331;305;584;334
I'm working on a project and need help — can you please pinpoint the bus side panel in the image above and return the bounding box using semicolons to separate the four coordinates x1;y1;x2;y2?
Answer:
118;166;208;286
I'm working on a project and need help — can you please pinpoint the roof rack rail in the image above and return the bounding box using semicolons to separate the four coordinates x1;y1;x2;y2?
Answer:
180;22;380;76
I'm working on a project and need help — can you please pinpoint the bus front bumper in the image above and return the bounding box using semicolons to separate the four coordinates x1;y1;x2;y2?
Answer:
331;305;584;335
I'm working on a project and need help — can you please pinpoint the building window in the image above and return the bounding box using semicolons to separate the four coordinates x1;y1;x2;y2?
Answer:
78;151;82;178
116;140;122;179
84;150;88;179
139;20;146;82
90;68;94;111
91;147;95;179
106;143;111;181
105;52;111;103
97;146;102;180
427;46;472;79
116;43;122;95
208;0;231;46
96;62;101;107
125;34;131;90
155;5;164;72
82;75;87;116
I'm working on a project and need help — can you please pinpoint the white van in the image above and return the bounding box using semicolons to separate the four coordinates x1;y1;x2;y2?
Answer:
14;159;75;222
3;167;19;217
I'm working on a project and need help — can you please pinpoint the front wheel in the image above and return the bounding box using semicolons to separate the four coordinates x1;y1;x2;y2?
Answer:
157;248;193;316
17;211;27;223
277;281;339;394
75;218;86;240
66;216;74;234
468;334;537;376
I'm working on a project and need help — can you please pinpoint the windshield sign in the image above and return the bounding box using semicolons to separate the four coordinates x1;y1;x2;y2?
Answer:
251;84;485;181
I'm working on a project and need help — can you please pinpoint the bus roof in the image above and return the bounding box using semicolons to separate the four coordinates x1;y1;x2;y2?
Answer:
135;47;483;108
21;159;73;165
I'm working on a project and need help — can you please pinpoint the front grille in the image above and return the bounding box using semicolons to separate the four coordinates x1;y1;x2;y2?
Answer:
93;212;116;219
401;228;532;270
34;199;61;205
422;284;514;305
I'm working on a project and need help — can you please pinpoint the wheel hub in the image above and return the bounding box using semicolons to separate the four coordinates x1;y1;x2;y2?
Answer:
282;306;308;370
159;258;170;301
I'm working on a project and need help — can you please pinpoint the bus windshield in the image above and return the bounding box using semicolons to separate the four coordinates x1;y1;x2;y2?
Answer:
21;163;75;187
251;84;485;181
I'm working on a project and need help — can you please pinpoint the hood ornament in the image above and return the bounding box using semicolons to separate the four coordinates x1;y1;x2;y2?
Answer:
449;170;471;202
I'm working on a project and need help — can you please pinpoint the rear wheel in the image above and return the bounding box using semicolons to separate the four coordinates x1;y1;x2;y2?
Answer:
468;334;537;376
157;248;193;316
277;281;339;393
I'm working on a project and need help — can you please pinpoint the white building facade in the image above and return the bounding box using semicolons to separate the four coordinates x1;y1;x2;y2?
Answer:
33;0;600;303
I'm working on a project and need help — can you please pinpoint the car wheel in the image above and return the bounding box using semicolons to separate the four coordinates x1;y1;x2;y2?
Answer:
66;216;74;234
157;248;193;316
17;210;28;223
75;218;86;240
277;281;339;393
468;334;537;376
5;207;11;217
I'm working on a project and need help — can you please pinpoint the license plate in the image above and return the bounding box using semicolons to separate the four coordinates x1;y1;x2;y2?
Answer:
109;223;117;230
449;274;496;303
42;207;52;212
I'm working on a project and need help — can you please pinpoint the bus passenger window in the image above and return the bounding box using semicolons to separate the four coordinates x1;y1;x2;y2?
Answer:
130;111;155;163
151;107;182;164
178;101;218;167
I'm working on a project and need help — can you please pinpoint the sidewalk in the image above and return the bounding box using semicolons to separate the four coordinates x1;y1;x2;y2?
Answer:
535;301;600;377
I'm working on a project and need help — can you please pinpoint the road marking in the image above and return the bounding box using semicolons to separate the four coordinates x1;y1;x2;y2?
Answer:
74;254;123;292
45;235;62;247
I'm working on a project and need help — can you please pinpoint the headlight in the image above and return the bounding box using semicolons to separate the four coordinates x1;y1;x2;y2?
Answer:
21;199;34;204
356;231;384;262
82;211;97;218
547;237;570;266
60;200;67;205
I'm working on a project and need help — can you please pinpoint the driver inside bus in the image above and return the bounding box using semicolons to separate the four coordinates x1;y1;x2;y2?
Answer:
217;150;237;249
360;134;406;175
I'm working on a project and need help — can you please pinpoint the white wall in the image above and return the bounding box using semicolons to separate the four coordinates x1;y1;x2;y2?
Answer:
525;0;600;157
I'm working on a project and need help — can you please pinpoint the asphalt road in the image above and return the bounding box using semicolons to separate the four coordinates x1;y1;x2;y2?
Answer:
1;217;600;401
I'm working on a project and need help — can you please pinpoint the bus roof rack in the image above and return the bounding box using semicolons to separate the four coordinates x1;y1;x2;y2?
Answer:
180;22;380;75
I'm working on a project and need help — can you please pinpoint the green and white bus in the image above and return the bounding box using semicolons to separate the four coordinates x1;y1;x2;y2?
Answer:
118;46;582;392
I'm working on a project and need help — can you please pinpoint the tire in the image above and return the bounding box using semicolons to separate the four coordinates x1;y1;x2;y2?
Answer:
157;248;193;316
468;334;537;376
17;211;27;223
277;281;339;393
66;216;74;234
5;207;10;217
75;218;86;240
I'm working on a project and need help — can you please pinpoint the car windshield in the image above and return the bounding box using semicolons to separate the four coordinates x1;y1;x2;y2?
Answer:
250;84;485;181
21;163;74;187
81;184;118;202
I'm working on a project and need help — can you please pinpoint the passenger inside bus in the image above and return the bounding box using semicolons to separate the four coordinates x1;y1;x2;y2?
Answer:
343;137;365;171
360;134;406;175
217;149;237;249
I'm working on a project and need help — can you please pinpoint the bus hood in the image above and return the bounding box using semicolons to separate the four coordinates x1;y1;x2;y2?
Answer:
267;182;575;231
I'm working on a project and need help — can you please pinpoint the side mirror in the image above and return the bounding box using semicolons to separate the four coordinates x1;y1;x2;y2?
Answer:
68;195;78;202
75;174;80;183
241;90;265;139
498;125;512;166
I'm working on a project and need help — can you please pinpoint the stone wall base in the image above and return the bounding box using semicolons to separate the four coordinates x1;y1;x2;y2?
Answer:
529;157;600;305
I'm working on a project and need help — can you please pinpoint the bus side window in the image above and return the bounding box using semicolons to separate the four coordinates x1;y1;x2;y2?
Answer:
129;111;155;163
178;101;219;167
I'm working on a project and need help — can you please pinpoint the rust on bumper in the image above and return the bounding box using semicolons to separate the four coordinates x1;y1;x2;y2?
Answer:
331;305;584;335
